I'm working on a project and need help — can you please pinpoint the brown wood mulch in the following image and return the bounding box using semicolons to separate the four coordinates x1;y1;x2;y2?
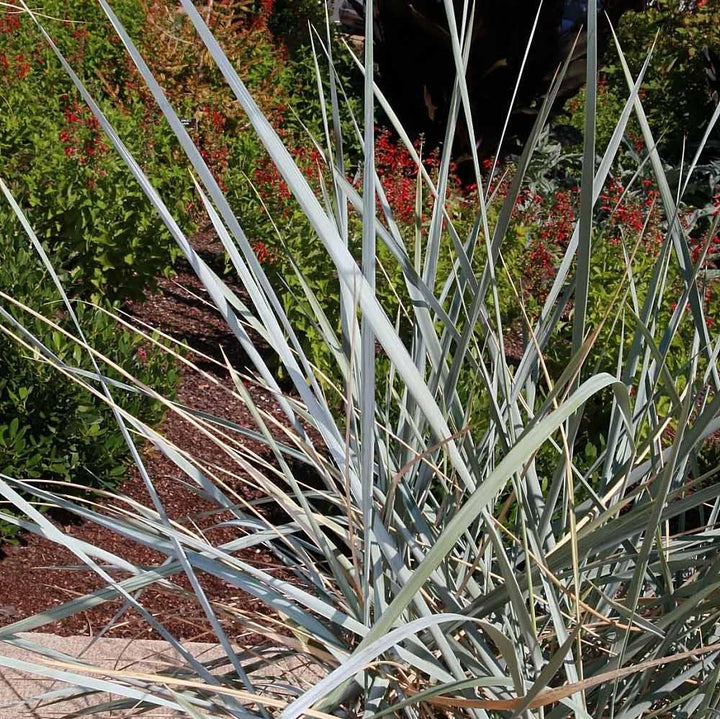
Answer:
0;236;296;643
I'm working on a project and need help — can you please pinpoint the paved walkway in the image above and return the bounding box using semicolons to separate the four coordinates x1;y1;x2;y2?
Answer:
0;633;323;718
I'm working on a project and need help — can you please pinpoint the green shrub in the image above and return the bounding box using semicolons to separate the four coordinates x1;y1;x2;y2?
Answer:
0;235;178;541
0;0;195;302
0;0;360;307
606;0;720;159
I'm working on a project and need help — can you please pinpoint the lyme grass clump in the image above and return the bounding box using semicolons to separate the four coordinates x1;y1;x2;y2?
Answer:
1;1;720;718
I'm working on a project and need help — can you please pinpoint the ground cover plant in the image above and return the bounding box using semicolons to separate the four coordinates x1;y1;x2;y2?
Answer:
1;0;720;718
0;228;178;541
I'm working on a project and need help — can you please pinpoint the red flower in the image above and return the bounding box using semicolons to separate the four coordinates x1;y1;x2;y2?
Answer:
252;240;276;265
0;13;21;33
15;53;30;79
204;105;226;133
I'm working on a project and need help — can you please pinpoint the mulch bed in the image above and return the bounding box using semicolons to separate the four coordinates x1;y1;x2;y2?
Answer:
0;235;295;642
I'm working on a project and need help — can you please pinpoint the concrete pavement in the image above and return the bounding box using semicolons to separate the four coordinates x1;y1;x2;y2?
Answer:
0;633;324;718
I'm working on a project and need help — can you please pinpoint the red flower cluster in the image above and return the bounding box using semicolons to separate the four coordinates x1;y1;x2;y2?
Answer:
58;101;109;167
598;177;663;249
15;53;29;79
252;240;276;265
542;190;576;245
511;186;573;304
669;290;715;331
369;130;463;225
0;51;31;80
292;144;323;175
68;26;89;65
249;0;275;29
0;11;20;34
254;156;292;213
373;130;421;224
203;104;226;133
249;142;325;269
253;143;322;215
195;105;231;191
509;174;671;309
690;232;720;266
199;145;230;190
706;285;716;327
516;186;578;252
524;237;558;293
